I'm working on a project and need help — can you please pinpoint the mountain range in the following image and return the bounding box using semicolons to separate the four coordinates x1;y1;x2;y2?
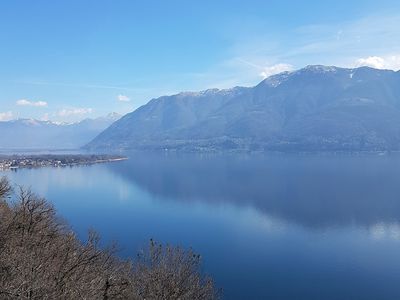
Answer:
0;113;121;150
86;65;400;152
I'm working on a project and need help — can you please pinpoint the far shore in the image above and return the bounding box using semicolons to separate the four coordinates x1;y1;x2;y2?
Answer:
0;154;128;170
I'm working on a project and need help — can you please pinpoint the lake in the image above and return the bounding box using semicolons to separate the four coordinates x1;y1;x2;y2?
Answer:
2;152;400;300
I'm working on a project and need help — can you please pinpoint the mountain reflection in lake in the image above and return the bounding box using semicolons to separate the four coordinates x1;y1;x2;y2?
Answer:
3;153;400;300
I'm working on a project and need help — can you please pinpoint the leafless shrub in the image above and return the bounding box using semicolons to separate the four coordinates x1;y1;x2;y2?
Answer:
0;177;218;299
0;176;11;200
132;239;218;300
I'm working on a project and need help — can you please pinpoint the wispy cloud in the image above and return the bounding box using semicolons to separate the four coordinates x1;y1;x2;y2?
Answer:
284;14;400;67
6;13;400;112
117;94;130;102
58;107;93;117
17;80;147;92
0;111;13;122
16;99;48;107
190;13;400;89
235;59;294;78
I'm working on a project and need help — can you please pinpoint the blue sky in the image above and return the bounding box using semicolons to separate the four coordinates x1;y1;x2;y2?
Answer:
1;0;400;122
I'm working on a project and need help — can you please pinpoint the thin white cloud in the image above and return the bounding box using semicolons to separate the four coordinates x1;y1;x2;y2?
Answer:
58;108;93;117
260;64;294;79
0;111;13;122
187;57;295;89
17;80;148;92
202;13;400;87
40;113;50;121
289;14;400;59
355;55;400;70
9;13;400;104
16;99;48;107
117;94;130;102
236;59;293;79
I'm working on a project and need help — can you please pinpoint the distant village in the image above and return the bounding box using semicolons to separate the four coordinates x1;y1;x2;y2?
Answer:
0;154;127;170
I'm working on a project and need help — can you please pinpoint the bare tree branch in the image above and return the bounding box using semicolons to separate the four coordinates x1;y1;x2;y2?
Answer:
0;177;219;299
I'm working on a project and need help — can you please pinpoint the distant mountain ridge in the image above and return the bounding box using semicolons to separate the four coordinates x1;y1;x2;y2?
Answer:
0;113;121;150
86;65;400;151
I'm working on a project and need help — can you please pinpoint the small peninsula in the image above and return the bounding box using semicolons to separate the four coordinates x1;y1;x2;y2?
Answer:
0;154;127;170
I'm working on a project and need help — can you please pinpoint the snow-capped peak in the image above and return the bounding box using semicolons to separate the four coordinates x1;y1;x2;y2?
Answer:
302;65;338;73
13;118;70;126
107;112;121;119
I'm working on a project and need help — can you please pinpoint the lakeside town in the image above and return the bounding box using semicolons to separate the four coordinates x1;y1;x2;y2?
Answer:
0;154;127;170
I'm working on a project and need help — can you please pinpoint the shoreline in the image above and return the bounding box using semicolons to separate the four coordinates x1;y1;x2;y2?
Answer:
0;154;128;171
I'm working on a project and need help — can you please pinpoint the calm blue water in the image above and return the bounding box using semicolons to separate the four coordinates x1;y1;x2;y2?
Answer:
2;152;400;299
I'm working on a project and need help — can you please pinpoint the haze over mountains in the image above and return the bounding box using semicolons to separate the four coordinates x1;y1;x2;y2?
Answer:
3;65;400;152
0;113;120;150
86;65;400;152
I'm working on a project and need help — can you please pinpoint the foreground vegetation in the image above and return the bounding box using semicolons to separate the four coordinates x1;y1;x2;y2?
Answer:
0;177;218;299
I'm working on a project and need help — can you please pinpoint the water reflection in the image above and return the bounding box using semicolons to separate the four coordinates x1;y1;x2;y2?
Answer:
106;152;400;229
3;153;400;299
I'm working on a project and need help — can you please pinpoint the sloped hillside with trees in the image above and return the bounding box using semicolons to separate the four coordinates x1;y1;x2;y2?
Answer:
0;177;217;300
